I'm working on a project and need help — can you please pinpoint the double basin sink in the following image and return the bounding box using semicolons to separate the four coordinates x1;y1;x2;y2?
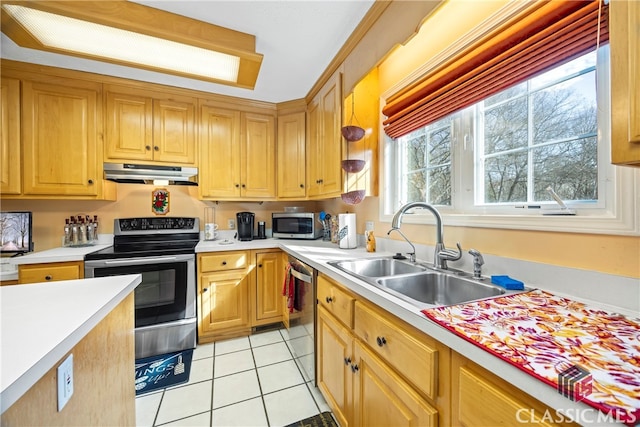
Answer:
328;256;529;308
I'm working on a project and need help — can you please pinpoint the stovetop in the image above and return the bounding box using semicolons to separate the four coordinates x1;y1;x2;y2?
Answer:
85;217;200;261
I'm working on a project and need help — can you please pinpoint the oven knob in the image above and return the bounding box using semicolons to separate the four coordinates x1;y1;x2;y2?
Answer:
177;218;185;228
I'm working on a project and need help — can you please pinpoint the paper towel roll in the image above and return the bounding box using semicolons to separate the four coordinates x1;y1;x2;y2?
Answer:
338;213;357;249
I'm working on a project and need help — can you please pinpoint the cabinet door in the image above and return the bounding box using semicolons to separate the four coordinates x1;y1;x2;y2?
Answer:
153;98;196;165
352;341;438;427
306;100;322;197
199;106;241;198
254;251;283;325
1;77;21;194
242;112;276;198
319;72;343;196
18;261;84;284
611;0;640;165
199;270;250;335
277;112;306;198
105;90;153;161
22;80;101;196
318;306;353;427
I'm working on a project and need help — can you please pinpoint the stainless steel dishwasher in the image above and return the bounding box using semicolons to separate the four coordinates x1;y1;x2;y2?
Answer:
283;255;317;385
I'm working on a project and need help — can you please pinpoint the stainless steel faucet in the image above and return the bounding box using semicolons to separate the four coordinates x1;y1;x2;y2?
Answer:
388;202;461;269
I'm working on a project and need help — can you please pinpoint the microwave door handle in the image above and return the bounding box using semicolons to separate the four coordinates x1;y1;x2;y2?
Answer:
290;268;312;283
103;257;178;265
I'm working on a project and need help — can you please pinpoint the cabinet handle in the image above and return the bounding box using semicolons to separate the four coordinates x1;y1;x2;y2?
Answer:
351;364;359;373
222;261;227;266
344;357;351;366
319;179;324;184
45;275;52;281
145;145;151;151
241;184;246;188
154;146;159;151
376;336;387;347
202;288;208;292
88;179;94;184
325;296;333;303
235;184;240;188
300;184;304;188
258;264;263;268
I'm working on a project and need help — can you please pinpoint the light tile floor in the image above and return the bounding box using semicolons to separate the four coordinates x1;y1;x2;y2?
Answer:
136;328;332;427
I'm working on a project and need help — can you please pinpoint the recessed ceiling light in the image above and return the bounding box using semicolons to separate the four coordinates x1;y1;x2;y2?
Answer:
1;2;263;88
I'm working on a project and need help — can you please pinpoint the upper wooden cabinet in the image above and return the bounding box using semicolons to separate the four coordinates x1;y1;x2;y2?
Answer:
20;77;114;199
610;0;640;166
105;85;196;166
307;72;343;198
277;112;306;198
1;77;21;195
199;104;276;200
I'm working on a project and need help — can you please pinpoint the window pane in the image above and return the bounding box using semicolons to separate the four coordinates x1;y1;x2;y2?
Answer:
484;152;528;203
406;134;426;171
428;126;451;165
483;97;528;153
533;137;598;201
428;165;451;205
406;170;426;203
533;72;596;143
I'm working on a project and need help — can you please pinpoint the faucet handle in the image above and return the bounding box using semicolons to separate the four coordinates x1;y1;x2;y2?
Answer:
439;242;462;261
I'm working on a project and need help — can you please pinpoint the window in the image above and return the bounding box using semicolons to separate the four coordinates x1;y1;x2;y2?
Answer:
383;45;638;234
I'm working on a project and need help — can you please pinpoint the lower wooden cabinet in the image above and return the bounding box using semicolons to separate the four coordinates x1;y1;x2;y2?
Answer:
18;261;84;284
353;341;438;427
197;249;283;343
318;305;354;427
452;352;578;427
253;249;283;326
317;274;441;427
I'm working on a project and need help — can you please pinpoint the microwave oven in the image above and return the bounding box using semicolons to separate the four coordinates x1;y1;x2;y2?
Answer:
272;212;323;240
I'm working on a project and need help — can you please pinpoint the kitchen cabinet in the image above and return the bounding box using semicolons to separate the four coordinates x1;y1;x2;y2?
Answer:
277;112;307;198
197;251;251;342
307;71;343;198
17;76;114;199
316;274;442;427
105;85;196;165
18;261;84;284
252;249;284;326
610;0;640;166
1;77;21;195
352;341;438;427
199;105;276;200
451;352;577;427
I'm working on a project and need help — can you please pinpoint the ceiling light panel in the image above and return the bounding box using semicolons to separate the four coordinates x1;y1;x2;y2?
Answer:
3;4;241;82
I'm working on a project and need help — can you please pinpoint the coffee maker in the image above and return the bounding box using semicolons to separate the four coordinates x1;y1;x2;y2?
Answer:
236;212;255;241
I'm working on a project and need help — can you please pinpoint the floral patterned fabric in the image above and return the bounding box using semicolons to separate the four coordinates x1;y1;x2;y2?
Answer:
423;289;640;425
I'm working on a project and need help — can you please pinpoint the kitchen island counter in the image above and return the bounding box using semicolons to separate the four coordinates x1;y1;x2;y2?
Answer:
0;274;142;416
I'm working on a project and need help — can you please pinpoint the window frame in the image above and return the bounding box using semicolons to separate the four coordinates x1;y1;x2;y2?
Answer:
380;44;640;236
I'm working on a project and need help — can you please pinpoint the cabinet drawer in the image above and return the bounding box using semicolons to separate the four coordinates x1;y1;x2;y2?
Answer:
317;274;354;328
19;262;84;284
199;251;249;272
354;301;438;400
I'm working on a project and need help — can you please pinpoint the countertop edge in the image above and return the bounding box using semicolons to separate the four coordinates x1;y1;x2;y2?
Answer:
0;274;142;414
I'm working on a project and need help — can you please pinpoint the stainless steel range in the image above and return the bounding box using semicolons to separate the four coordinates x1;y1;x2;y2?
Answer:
84;217;199;359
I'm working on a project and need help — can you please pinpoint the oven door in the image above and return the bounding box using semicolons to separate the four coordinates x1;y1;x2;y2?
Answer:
85;254;196;327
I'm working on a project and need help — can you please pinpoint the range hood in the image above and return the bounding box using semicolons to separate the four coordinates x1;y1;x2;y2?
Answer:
104;163;198;186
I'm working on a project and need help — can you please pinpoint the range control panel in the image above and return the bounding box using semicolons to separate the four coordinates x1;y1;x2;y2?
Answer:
115;217;198;233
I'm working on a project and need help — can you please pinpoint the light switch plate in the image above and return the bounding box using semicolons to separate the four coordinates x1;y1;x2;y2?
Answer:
228;219;235;229
57;354;74;411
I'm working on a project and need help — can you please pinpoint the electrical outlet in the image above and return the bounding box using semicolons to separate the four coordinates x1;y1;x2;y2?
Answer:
365;221;374;231
57;354;74;411
228;219;235;229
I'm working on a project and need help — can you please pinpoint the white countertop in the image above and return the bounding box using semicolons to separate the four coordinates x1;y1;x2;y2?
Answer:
0;274;142;414
6;237;633;424
8;243;112;265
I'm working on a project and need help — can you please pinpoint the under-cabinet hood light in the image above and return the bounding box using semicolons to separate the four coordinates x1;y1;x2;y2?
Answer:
1;2;263;88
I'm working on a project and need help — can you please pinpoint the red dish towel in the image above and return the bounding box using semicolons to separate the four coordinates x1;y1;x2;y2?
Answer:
282;263;295;313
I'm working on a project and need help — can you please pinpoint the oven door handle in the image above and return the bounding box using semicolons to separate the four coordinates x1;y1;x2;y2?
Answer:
102;257;179;265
